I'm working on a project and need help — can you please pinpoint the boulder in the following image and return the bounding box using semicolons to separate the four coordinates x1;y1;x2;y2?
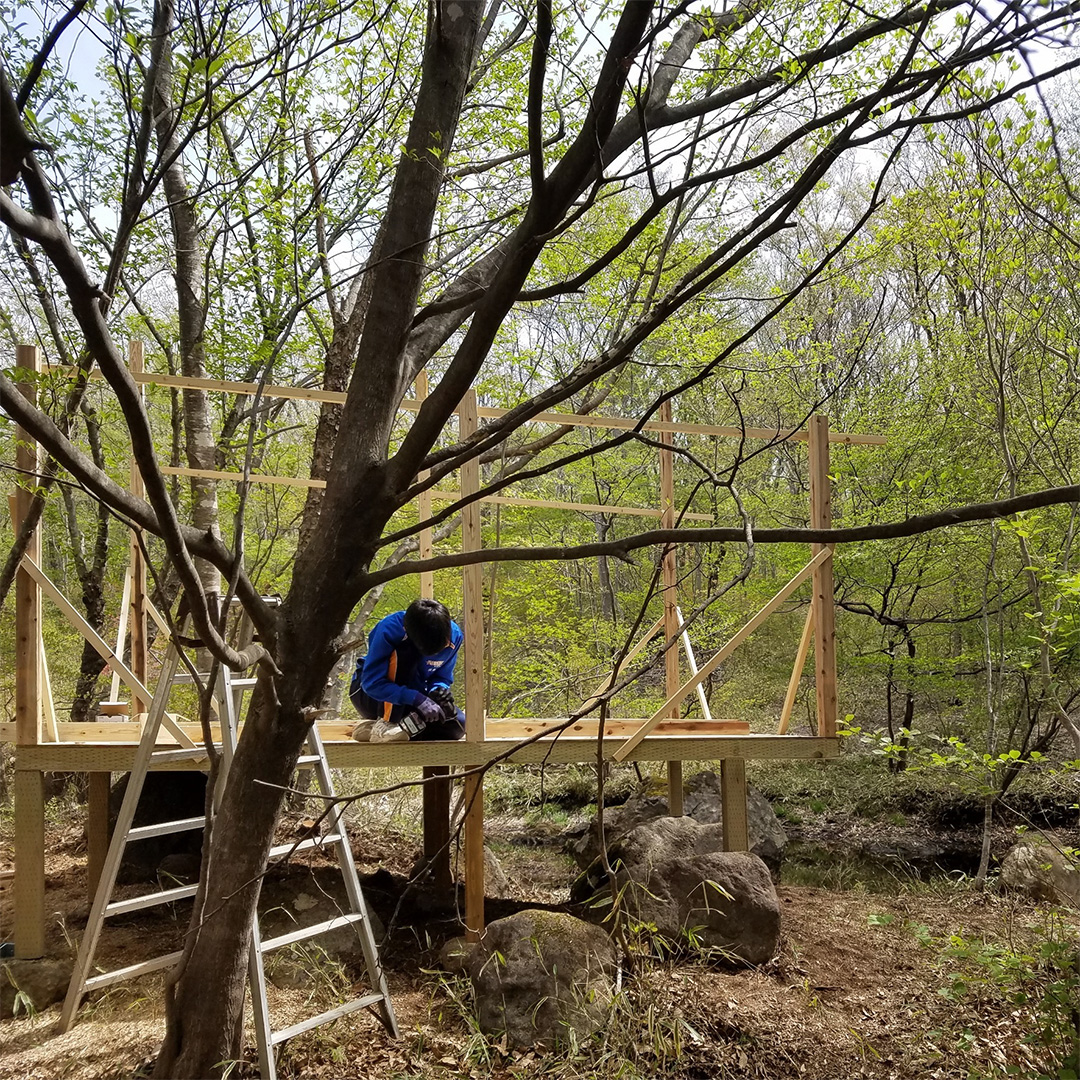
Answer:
567;771;787;874
1;959;71;1018
1001;841;1080;907
466;910;618;1047
573;816;780;964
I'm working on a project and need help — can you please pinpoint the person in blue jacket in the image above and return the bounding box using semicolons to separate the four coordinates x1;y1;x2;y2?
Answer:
350;598;465;743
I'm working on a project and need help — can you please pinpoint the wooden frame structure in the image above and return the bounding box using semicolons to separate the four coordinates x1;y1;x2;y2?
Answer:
5;342;884;955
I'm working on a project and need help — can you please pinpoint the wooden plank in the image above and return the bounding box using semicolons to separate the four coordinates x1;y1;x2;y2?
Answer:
15;344;42;748
460;390;485;939
431;489;713;522
485;719;749;737
809;416;838;737
110;565;132;702
146;599;172;638
416;372;452;890
0;717;751;745
720;758;749;851
86;772;111;899
40;644;58;742
778;607;814;735
422;765;452;891
19;554;154;705
659;400;684;816
416;371;434;600
128;341;149;716
14;769;45;957
613;549;830;761
675;605;713;719
17;735;841;773
104;368;886;444
160;464;714;521
463;773;484;942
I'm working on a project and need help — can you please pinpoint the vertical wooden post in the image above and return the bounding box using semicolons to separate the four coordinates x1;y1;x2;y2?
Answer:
416;370;434;601
720;758;749;851
86;773;111;898
416;370;452;890
128;341;149;715
460;390;485;940
14;343;45;957
659;401;684;815
808;415;838;737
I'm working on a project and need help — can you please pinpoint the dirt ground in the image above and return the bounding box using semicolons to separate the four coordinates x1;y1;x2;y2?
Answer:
0;813;1076;1080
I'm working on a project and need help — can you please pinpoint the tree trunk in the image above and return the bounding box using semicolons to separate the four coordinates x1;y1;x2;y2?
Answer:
974;791;995;888
153;13;221;611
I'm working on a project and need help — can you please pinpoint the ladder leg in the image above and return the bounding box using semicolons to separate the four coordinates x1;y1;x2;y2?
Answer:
60;646;183;1031
306;725;399;1038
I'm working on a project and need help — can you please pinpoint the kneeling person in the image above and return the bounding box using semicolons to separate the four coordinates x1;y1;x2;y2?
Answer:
350;599;465;744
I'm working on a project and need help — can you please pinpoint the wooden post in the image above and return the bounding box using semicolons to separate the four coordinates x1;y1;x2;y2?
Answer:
14;343;44;957
416;370;434;601
460;390;485;940
808;415;838;737
128;341;149;715
416;371;452;890
720;758;749;850
86;772;111;898
659;400;683;815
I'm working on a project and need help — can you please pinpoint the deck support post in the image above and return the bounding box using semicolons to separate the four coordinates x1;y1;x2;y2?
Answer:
86;772;111;898
415;371;453;890
659;401;684;815
460;391;485;940
720;758;749;851
808;416;838;737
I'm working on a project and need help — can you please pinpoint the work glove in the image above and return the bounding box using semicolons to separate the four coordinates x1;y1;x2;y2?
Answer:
428;684;456;718
414;696;445;728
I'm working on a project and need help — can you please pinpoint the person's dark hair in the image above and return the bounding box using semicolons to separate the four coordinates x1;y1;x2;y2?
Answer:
404;598;451;656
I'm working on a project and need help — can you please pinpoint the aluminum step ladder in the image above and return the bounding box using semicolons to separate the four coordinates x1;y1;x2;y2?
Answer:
60;635;398;1076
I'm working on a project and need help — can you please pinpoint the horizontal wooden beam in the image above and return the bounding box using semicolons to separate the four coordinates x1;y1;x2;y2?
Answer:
160;467;712;520
1;717;747;744
58;367;884;444
15;735;839;771
485;719;750;737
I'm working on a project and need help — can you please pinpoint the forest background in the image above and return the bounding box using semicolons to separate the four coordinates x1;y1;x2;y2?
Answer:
1;1;1079;1077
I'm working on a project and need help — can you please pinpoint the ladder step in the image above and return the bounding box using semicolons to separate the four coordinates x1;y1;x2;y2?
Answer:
128;816;206;841
269;833;343;859
260;913;366;954
84;949;183;991
295;755;321;766
106;883;198;916
270;993;385;1045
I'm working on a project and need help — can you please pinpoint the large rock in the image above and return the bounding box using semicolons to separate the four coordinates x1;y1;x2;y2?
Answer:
1;959;71;1018
567;771;787;874
573;816;780;964
466;910;618;1047
1001;841;1080;907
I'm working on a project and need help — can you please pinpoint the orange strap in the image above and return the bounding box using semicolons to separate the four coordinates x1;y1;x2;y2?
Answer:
383;650;397;722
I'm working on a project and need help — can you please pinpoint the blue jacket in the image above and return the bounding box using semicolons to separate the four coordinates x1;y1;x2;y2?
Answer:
359;610;463;710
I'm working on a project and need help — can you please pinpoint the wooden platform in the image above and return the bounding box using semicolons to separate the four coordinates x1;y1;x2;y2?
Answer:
10;729;838;771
